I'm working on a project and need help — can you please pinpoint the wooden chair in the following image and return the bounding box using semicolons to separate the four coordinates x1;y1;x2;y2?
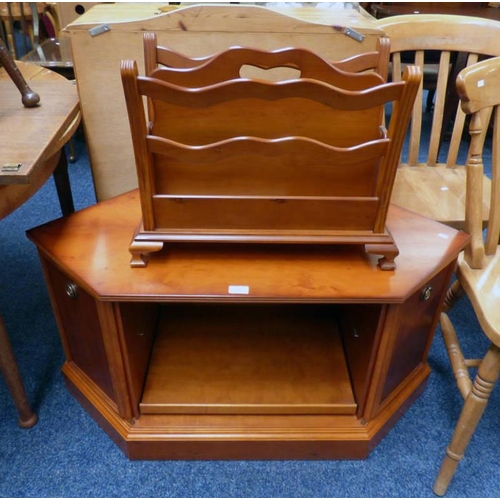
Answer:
0;2;45;59
121;47;420;269
374;14;500;229
433;56;500;496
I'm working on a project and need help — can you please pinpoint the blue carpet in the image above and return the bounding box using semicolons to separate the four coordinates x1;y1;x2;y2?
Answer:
1;133;500;498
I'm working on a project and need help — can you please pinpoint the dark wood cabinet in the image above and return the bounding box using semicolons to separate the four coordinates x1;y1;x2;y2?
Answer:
28;190;468;459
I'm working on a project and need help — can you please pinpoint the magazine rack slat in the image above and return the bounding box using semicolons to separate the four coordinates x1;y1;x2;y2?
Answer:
144;33;390;87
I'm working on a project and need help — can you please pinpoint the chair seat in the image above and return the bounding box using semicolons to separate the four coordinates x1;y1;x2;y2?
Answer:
457;252;500;347
393;165;492;230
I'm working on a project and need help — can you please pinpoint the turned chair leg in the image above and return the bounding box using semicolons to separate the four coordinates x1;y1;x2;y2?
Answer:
442;280;465;313
0;315;37;428
433;344;500;496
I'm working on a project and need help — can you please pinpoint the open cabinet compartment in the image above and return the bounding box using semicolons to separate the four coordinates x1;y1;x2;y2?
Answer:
116;300;386;421
140;303;358;415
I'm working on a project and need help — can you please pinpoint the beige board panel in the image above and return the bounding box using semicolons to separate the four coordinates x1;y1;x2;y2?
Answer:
68;4;383;200
54;2;102;32
67;4;380;33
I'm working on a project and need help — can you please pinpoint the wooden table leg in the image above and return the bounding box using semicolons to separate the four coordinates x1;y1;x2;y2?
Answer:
0;314;37;428
52;148;75;216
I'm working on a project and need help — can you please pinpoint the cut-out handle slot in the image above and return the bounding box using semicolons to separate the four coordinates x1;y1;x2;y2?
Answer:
239;64;301;81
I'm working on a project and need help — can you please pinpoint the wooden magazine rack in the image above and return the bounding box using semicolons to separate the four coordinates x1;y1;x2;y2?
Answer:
121;43;420;270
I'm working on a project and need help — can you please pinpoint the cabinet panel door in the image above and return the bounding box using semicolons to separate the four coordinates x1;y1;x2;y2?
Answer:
42;259;115;401
381;270;450;401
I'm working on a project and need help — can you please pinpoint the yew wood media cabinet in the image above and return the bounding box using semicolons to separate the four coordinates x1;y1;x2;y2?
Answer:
27;190;468;459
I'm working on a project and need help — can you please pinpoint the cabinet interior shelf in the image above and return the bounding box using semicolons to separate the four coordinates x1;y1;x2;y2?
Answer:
141;303;357;415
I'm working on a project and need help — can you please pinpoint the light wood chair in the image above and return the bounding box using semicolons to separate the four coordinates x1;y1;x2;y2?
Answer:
121;47;420;269
374;14;500;229
0;2;45;58
433;56;500;496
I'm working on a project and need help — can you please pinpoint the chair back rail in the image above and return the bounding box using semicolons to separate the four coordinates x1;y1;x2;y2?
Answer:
376;14;500;167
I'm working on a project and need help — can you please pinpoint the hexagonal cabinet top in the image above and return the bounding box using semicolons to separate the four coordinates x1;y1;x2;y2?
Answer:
27;190;468;304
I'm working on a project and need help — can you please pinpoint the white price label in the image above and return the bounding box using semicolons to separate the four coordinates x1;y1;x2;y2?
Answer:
228;285;250;294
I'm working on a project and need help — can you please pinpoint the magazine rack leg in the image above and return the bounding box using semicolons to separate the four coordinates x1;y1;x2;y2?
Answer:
129;226;163;267
365;242;399;271
129;241;164;267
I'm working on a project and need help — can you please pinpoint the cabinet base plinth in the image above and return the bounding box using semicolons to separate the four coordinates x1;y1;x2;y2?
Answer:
63;362;429;460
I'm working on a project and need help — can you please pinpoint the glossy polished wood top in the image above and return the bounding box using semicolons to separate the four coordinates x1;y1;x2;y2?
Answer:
27;190;469;303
